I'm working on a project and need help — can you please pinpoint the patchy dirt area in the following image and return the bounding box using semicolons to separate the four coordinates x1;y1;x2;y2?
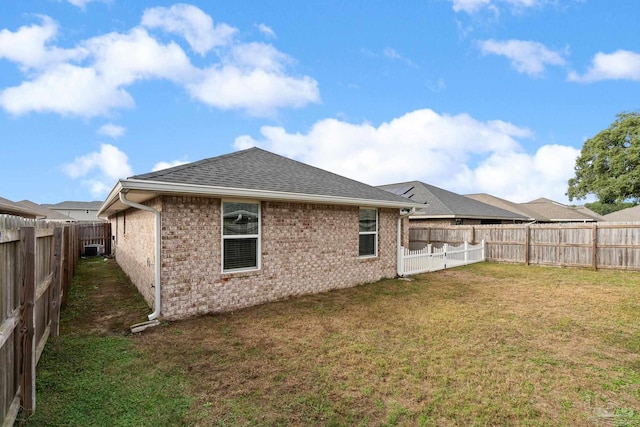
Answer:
62;257;151;336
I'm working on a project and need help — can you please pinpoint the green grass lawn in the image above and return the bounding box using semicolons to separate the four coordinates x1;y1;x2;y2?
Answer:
19;258;640;426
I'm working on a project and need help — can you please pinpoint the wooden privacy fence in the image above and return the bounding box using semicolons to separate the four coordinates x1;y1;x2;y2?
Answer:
399;240;485;276
0;217;110;426
79;222;111;256
410;222;640;271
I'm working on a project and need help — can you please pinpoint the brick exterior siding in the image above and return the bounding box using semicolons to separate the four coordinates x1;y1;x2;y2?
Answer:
110;199;159;306
110;196;404;320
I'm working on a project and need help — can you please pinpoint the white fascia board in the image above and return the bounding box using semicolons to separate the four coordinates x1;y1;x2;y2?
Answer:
549;219;596;222
410;214;455;219
97;180;126;218
410;213;526;221
99;179;422;217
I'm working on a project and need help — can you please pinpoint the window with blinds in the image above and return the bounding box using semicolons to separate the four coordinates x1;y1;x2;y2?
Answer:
222;201;260;271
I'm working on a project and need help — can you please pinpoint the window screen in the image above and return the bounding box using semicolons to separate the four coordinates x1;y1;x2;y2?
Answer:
222;202;260;271
359;208;377;257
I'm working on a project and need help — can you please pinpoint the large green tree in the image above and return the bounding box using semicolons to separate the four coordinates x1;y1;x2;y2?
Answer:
567;111;640;203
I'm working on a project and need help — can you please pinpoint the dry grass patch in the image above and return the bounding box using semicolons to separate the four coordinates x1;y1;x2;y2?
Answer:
132;263;639;426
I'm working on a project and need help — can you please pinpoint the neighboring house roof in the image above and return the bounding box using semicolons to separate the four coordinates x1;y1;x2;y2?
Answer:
0;196;43;219
99;148;423;217
17;200;75;221
575;206;606;221
377;181;528;221
602;205;640;222
42;201;104;210
520;198;603;222
464;193;544;222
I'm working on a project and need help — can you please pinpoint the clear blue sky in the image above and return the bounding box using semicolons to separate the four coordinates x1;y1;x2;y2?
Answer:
1;0;638;205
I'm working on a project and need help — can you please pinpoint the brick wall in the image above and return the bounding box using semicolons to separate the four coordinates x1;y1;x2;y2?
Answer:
112;196;403;320
109;199;159;307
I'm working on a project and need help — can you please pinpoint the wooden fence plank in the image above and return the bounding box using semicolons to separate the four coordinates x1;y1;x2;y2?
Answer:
50;228;62;338
61;227;70;309
19;227;36;415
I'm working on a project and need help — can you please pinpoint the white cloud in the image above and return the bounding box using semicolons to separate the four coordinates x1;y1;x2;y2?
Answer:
182;41;319;116
98;123;125;138
0;7;319;118
185;42;319;116
257;23;276;38
66;0;102;10
141;4;236;55
383;47;402;60
426;78;447;93
84;28;196;85
472;144;579;202
451;0;548;14
0;63;134;116
152;160;189;171
234;108;578;203
0;16;85;71
568;50;640;82
382;47;416;67
479;39;566;76
451;0;495;14
61;144;133;198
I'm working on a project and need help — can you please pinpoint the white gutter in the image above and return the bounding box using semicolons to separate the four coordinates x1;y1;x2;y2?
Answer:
397;207;416;276
118;192;162;325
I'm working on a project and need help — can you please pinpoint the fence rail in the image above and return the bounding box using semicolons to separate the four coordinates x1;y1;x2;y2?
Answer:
399;240;486;276
0;216;110;426
409;222;640;270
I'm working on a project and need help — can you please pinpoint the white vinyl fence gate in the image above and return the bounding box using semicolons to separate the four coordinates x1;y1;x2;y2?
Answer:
398;240;485;276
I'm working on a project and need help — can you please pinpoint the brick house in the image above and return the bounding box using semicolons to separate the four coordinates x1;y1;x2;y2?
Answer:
98;148;421;320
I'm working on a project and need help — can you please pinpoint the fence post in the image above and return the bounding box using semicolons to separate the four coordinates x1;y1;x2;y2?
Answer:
50;228;63;338
19;226;36;415
591;223;598;271
443;243;448;267
464;241;469;263
481;239;486;261
524;225;530;265
61;226;71;308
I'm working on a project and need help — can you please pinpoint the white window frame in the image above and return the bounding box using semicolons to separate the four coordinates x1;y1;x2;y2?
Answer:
359;207;378;258
221;200;261;273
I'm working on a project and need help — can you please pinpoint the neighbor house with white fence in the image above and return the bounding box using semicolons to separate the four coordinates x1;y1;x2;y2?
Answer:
99;148;433;320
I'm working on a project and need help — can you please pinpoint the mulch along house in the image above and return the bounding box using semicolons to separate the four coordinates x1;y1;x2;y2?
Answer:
99;148;422;320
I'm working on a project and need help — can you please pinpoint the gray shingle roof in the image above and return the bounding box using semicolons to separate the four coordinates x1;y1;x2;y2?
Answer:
465;193;543;221
520;198;602;222
42;201;104;210
17;200;75;221
131;147;415;205
377;181;528;220
0;196;42;218
602;205;640;222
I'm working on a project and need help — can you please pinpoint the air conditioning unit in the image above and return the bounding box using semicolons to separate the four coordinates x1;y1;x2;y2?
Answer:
84;244;104;256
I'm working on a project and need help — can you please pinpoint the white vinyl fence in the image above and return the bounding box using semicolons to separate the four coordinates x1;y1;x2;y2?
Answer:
398;240;485;276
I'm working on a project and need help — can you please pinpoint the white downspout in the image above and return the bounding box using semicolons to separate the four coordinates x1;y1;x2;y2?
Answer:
119;192;162;325
397;208;416;277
